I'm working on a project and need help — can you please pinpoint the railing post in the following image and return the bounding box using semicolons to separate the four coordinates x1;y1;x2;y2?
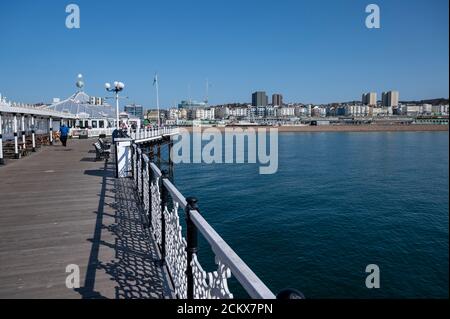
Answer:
0;112;4;165
13;114;19;159
168;137;174;180
147;161;153;228
185;197;199;300
21;114;26;151
159;169;169;265
157;143;161;167
134;146;138;185
49;117;53;145
31;116;36;152
131;144;134;179
140;151;144;200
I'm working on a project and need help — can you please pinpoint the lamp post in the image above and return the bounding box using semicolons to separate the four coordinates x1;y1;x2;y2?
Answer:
105;81;125;129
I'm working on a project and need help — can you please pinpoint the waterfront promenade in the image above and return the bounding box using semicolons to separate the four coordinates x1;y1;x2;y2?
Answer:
0;139;173;298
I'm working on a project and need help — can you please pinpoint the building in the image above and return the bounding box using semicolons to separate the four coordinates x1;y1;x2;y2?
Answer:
431;104;449;115
311;106;323;117
307;105;312;117
266;106;276;117
213;106;229;119
387;91;399;107
124;104;144;119
372;107;392;116
89;96;104;106
381;91;400;107
252;91;268;107
422;104;433;115
272;94;283;107
195;107;215;120
229;107;249;118
178;100;207;109
382;92;388;107
47;90;117;130
346;105;369;117
404;105;423;116
276;107;295;117
362;92;377;106
147;109;162;123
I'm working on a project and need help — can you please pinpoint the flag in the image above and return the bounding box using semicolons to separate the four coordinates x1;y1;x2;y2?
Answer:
153;74;158;86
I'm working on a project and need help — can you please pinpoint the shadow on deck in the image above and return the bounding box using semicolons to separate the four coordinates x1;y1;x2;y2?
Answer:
0;139;173;299
78;160;173;299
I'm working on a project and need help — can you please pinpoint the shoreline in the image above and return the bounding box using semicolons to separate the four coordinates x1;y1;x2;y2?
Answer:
181;125;449;133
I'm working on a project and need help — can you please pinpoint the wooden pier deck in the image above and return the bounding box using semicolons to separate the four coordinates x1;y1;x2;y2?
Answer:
0;139;173;299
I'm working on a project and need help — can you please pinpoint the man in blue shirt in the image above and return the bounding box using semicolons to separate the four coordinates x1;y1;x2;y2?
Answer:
59;124;70;147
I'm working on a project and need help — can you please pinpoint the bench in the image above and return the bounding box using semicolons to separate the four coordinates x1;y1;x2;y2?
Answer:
98;138;111;150
93;141;111;161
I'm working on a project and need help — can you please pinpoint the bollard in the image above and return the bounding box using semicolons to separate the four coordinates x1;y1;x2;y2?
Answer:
276;288;305;299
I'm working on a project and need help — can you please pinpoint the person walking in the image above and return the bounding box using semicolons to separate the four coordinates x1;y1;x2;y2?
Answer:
59;124;70;147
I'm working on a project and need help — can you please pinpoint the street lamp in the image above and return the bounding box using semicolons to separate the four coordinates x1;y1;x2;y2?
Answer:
105;81;125;129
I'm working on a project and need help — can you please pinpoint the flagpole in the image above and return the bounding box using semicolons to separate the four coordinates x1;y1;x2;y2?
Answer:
155;74;160;127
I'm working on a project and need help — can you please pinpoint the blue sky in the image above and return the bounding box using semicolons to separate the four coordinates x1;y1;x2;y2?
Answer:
0;0;448;108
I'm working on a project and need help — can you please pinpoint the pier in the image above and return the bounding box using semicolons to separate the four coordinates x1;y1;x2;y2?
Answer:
0;137;173;298
0;122;300;299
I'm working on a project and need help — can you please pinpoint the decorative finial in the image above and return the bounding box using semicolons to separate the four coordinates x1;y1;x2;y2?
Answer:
76;73;84;91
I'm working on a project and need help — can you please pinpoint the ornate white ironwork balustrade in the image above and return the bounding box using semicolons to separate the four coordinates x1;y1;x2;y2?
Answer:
132;144;138;186
128;141;301;300
137;148;142;195
191;254;233;299
163;200;188;299
142;154;150;215
149;163;162;246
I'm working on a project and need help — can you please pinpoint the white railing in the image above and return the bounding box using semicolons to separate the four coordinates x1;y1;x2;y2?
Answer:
88;128;115;137
129;143;301;299
129;127;178;142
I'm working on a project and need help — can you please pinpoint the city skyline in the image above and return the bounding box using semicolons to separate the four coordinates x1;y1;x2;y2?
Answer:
0;0;449;107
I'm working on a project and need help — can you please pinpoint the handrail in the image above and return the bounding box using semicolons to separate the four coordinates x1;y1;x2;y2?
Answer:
150;162;162;178
189;209;276;299
163;178;187;209
129;127;179;143
161;177;275;299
